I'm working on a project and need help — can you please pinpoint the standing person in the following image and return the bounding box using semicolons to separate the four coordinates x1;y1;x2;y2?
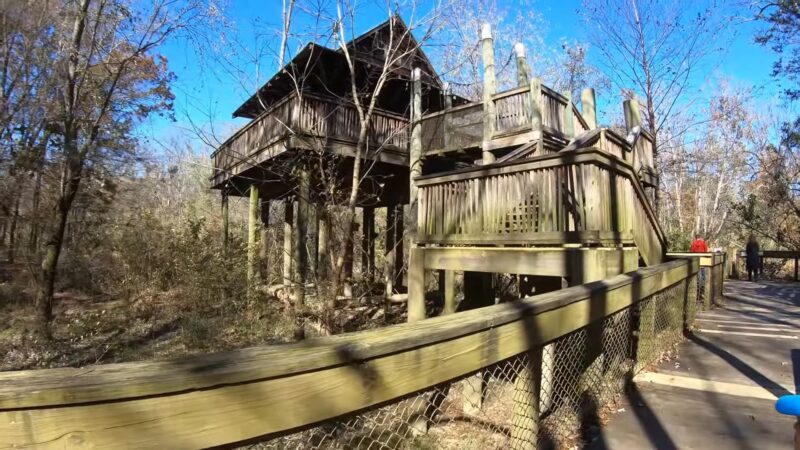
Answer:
690;234;709;252
746;234;760;282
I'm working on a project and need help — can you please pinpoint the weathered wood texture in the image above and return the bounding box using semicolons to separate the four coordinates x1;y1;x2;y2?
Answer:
211;92;409;187
416;149;665;265
418;83;589;156
0;259;697;449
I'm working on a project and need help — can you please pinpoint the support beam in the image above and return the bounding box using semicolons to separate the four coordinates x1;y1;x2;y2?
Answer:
283;200;293;286
564;91;575;139
259;197;270;283
407;247;425;322
514;42;529;87
361;207;375;282
420;246;638;278
409;67;422;236
481;23;497;164
293;167;310;339
581;88;597;130
247;185;259;289
443;270;456;315
623;95;642;131
443;83;453;151
318;206;330;282
344;218;355;298
308;205;319;279
221;191;229;250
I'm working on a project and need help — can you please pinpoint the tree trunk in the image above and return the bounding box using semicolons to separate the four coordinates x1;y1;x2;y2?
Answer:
37;160;82;338
7;194;19;264
28;162;43;253
331;128;369;299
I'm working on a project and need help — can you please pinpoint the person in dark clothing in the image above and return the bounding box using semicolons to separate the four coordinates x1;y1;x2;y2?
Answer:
745;234;760;281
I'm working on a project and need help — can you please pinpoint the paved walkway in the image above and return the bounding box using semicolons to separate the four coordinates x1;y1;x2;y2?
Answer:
590;280;800;450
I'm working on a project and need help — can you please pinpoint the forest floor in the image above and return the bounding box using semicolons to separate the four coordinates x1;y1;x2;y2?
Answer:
0;259;409;372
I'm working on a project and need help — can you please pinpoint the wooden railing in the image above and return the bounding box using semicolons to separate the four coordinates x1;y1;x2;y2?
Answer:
211;93;409;186
668;252;727;308
418;83;589;155
416;148;666;265
0;258;699;448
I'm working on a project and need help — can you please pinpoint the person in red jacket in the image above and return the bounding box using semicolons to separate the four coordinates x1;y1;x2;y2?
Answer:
690;234;709;252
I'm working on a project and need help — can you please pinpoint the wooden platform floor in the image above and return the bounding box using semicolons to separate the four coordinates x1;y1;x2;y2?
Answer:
589;280;800;450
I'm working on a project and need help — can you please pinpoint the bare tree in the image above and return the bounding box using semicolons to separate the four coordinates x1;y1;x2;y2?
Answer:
35;0;211;337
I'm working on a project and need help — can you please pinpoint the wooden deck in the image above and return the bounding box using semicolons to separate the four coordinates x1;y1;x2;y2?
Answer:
211;92;409;189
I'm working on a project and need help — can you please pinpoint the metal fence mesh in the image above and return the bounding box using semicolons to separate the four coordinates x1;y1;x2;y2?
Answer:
255;277;695;450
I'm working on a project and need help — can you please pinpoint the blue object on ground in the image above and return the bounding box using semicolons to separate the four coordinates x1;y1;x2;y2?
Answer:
776;395;800;416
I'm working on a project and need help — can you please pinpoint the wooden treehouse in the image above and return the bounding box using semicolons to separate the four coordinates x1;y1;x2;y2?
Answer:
211;18;664;314
211;16;468;296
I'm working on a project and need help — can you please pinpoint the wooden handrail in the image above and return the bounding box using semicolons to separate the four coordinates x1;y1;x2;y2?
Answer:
0;259;697;447
415;148;667;251
211;91;299;158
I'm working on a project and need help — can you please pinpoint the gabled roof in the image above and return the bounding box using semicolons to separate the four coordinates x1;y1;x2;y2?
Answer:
232;16;450;119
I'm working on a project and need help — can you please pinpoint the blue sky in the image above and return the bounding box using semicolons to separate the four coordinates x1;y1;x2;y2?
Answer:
145;0;783;155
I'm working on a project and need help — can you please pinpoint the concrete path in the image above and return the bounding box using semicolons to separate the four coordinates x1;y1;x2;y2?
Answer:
589;280;800;450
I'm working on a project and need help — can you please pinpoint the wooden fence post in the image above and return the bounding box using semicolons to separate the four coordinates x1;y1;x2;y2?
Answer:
221;191;229;250
443;83;453;151
514;42;529;87
361;207;375;282
293;166;310;337
481;23;497;164
259;196;270;283
581;87;597;130
511;348;542;450
247;184;260;289
564;91;575;139
283;200;293;287
410;67;422;236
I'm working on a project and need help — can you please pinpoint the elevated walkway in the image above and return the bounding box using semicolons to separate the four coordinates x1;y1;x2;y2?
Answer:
593;280;799;449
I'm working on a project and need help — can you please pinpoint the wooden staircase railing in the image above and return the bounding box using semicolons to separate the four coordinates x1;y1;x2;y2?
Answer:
416;148;666;266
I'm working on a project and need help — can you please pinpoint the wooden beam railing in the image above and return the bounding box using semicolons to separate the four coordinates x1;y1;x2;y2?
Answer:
668;252;727;309
0;258;699;448
416;148;666;266
733;250;800;281
417;83;590;156
211;93;409;187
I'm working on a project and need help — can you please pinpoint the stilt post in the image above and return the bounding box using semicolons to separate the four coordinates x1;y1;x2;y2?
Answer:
581;87;597;130
481;23;497;164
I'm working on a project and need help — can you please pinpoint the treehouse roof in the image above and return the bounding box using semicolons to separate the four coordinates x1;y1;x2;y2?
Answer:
232;16;465;119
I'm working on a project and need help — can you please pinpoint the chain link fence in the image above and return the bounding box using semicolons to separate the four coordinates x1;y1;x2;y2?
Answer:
256;276;696;450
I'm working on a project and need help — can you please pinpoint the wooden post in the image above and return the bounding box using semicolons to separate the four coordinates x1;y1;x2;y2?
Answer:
408;247;426;322
623;95;642;131
344;218;355;298
443;270;456;315
514;42;529;87
361;207;375;282
385;205;397;297
564;92;575;139
581;87;597;130
318;206;330;282
282;200;293;286
795;258;799;282
410;68;423;236
259;197;270;283
293;166;310;337
443;83;453;151
529;77;543;156
462;271;494;415
481;23;497;164
247;184;259;288
511;349;542;450
221;191;229;250
308;204;319;280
